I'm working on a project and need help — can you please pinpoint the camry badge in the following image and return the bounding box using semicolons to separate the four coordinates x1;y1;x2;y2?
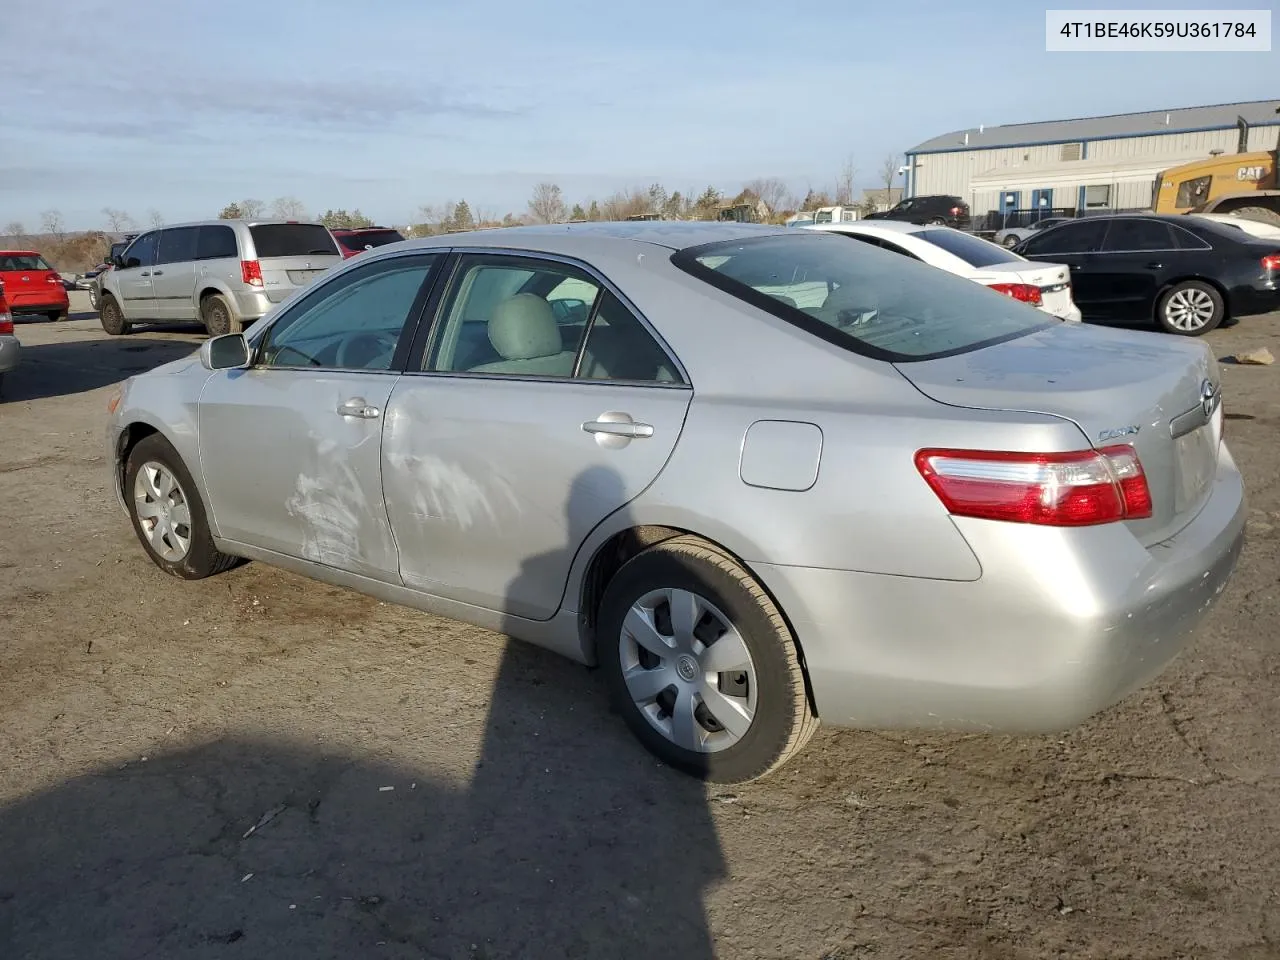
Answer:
1098;425;1140;441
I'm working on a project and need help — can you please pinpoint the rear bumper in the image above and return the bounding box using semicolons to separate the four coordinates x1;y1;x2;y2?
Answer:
9;290;69;313
1228;285;1280;318
757;443;1247;733
0;335;20;374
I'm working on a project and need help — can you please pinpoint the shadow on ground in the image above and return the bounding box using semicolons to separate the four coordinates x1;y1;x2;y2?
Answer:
2;337;201;402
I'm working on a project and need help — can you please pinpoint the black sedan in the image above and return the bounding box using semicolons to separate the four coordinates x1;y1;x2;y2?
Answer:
1013;214;1280;335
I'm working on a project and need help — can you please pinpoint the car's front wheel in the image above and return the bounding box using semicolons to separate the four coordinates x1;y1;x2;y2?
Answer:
1156;280;1224;336
1003;234;1021;248
598;535;818;782
125;433;240;580
99;295;131;336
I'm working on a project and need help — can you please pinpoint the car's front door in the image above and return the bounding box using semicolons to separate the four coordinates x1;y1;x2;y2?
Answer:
382;252;693;620
1017;218;1110;316
113;231;159;319
1089;217;1182;320
197;252;443;581
151;226;200;321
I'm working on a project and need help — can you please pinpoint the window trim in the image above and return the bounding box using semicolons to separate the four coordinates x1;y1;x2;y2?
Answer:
669;234;1054;365
248;250;446;375
401;247;690;388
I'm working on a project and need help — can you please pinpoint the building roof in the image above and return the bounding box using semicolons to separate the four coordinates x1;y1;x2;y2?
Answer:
906;99;1280;155
968;153;1210;189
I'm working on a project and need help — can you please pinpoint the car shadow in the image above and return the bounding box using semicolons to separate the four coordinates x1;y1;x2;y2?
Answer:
0;466;724;958
1;337;201;403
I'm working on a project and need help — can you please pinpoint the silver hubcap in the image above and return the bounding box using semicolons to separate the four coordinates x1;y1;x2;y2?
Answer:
619;588;758;754
1165;287;1216;331
133;461;192;562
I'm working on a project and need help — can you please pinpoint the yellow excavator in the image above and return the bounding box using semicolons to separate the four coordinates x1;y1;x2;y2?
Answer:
1152;108;1280;227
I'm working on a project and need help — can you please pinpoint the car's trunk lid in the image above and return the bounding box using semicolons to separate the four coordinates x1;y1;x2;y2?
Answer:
893;323;1223;546
247;224;343;302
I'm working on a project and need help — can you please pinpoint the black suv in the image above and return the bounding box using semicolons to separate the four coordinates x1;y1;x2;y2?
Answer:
864;195;971;229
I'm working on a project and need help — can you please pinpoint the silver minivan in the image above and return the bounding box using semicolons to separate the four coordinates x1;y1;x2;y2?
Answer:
98;219;343;336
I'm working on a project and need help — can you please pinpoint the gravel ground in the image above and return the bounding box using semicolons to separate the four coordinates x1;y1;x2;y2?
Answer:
1;293;1278;960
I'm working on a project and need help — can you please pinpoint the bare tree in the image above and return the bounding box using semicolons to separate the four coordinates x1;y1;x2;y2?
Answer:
744;178;795;217
527;182;568;224
3;221;26;244
880;155;900;200
270;196;308;220
238;198;265;219
835;156;858;206
102;207;135;233
40;209;64;240
148;209;165;228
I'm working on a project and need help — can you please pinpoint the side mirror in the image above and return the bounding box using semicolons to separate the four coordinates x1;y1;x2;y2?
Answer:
200;333;251;370
111;254;124;268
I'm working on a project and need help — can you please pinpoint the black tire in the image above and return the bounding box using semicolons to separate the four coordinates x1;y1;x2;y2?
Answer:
928;217;946;225
99;295;131;336
1155;280;1224;336
1003;234;1021;248
124;433;240;580
201;293;239;337
47;310;68;322
597;534;818;783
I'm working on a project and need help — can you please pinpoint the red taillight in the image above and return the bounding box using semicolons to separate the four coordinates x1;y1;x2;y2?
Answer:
950;206;963;215
914;445;1153;527
1262;254;1280;272
241;260;263;287
988;282;1043;306
0;293;12;335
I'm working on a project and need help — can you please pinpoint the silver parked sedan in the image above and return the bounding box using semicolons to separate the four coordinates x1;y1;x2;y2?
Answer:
105;221;1246;782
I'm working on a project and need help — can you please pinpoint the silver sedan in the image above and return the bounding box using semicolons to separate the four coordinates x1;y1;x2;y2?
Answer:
105;221;1246;782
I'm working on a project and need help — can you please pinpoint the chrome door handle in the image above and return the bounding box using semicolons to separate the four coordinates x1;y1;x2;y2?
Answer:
1146;262;1163;269
583;419;653;439
152;269;164;276
337;398;381;419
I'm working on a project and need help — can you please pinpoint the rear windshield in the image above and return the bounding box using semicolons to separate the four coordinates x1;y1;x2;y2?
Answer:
916;229;1021;268
248;224;339;259
0;253;54;272
671;233;1052;362
336;229;404;250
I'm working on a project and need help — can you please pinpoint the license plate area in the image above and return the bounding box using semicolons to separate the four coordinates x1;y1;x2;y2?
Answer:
1173;419;1219;513
286;269;325;285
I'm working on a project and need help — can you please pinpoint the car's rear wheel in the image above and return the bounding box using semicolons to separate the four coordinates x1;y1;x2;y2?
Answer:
47;310;68;322
1156;280;1224;336
1003;234;1021;248
597;534;818;782
928;217;946;225
201;293;238;337
125;433;240;580
99;295;131;335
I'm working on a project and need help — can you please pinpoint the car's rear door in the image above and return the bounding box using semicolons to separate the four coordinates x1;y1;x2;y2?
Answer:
382;251;692;620
245;223;344;304
198;252;444;582
151;226;201;321
1088;218;1183;319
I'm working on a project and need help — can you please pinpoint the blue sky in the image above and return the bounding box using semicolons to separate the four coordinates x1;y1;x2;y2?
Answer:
4;0;1276;230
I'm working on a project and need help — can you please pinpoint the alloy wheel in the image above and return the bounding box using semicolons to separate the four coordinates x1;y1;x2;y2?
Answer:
1164;287;1217;332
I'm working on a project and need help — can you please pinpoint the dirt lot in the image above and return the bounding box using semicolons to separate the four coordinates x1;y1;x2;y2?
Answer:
1;293;1278;960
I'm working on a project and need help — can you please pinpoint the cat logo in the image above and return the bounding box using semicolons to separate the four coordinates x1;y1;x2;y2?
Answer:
1236;165;1266;181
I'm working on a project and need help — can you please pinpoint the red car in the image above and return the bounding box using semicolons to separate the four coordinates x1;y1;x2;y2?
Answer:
330;226;406;258
0;250;70;321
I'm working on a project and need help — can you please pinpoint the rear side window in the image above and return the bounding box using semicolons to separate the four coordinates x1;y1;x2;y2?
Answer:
916;229;1019;267
248;224;339;259
0;254;55;271
156;227;199;264
196;225;238;260
672;234;1051;363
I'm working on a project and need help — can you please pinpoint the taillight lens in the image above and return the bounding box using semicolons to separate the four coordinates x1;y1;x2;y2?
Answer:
1262;254;1280;272
0;291;11;335
988;282;1043;306
241;260;263;287
915;445;1153;526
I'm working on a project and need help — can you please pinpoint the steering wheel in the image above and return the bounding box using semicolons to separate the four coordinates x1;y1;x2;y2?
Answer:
335;331;397;369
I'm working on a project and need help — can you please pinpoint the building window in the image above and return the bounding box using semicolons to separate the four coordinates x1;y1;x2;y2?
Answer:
1084;185;1111;209
1060;142;1083;162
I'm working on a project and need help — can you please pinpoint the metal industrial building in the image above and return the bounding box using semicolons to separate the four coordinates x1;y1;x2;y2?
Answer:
903;99;1280;227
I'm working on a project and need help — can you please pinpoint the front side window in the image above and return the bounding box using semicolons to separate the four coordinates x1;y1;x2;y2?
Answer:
121;232;159;268
1174;176;1212;209
258;255;438;370
672;234;1051;363
1101;218;1177;252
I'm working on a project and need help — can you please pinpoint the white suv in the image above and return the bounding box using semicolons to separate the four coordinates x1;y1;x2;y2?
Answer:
98;219;343;336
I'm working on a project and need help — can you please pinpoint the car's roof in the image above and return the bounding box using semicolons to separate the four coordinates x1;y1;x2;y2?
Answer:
141;219;329;230
400;220;792;254
804;220;930;236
